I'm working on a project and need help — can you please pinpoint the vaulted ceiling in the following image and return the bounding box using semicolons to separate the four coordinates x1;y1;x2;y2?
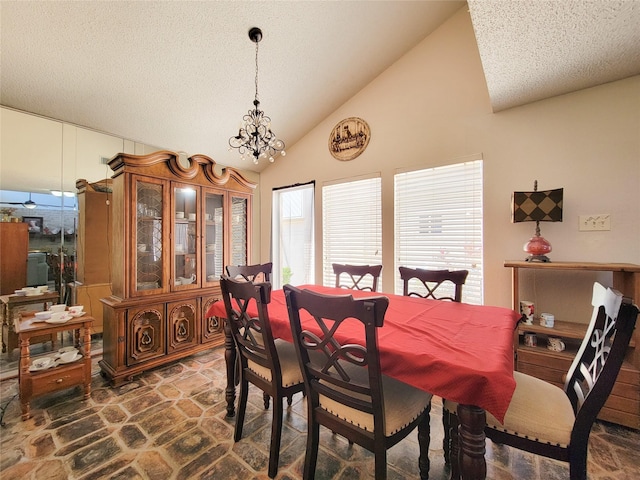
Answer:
1;1;638;173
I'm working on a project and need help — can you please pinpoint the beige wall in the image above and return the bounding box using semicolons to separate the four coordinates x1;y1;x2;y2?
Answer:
258;7;640;309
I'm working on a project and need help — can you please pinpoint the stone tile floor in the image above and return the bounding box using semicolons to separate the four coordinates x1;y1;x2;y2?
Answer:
0;347;638;479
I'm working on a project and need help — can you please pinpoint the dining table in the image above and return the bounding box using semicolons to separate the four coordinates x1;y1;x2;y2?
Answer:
207;284;521;480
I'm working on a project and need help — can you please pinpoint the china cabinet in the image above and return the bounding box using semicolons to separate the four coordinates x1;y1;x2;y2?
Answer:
506;260;640;429
99;151;255;385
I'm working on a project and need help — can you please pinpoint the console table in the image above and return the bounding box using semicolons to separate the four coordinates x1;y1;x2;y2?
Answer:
1;291;59;357
14;313;93;420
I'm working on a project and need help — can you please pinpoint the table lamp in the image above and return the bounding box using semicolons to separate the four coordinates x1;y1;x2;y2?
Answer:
512;181;563;262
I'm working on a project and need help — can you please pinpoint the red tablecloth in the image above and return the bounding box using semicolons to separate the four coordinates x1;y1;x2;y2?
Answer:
208;284;520;423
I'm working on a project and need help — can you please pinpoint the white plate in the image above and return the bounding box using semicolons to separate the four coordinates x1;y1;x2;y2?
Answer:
69;311;85;318
29;357;56;371
45;314;72;324
57;352;82;364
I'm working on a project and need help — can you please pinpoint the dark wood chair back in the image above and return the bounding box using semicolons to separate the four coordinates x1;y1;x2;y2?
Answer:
226;262;272;283
220;275;303;478
284;284;432;479
332;263;382;292
399;266;468;302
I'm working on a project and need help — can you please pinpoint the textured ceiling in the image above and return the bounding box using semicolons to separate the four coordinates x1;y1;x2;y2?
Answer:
469;0;640;111
1;1;639;175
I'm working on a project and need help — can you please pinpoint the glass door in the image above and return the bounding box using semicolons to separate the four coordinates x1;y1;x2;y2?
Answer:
204;189;224;283
173;184;199;288
134;177;164;294
229;194;250;267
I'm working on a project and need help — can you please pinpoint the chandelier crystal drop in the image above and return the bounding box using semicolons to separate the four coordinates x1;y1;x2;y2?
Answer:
229;27;285;164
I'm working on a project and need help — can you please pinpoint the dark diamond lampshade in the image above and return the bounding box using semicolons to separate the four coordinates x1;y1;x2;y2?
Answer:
512;188;563;223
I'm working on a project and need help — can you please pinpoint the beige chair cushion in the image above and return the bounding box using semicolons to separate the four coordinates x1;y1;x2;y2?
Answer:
443;371;575;447
319;364;432;437
247;339;304;387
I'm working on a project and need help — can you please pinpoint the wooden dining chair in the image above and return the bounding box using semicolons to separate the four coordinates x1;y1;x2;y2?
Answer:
399;266;469;456
443;283;639;480
220;276;304;479
226;262;272;283
399;266;469;302
332;263;383;292
284;284;433;480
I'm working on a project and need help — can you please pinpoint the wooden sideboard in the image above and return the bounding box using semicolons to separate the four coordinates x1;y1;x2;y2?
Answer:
506;260;640;429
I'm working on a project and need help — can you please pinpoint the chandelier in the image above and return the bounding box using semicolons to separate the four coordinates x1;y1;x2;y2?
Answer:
229;27;286;164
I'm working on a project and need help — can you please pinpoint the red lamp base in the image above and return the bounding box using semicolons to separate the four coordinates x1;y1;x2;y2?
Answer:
524;234;552;262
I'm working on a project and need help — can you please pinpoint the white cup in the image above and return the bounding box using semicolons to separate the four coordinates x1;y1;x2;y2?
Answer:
541;313;555;328
188;213;196;221
68;305;84;315
137;243;146;252
205;213;212;221
49;304;67;313
176;211;184;219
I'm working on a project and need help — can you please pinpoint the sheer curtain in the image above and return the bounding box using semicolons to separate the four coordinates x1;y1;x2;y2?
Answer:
271;182;315;288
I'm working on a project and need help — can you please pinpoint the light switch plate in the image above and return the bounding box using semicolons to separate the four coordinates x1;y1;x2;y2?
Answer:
579;214;611;231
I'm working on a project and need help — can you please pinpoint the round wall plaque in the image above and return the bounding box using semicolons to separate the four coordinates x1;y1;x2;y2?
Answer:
328;117;370;161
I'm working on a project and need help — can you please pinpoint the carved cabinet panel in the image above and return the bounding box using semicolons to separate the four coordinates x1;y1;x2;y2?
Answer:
126;304;165;366
167;299;198;352
201;294;224;343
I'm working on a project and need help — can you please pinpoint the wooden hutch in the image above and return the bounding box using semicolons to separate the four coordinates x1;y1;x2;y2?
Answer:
506;260;640;429
99;151;255;386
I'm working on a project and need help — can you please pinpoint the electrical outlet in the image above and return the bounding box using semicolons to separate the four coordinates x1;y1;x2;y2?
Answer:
579;214;611;231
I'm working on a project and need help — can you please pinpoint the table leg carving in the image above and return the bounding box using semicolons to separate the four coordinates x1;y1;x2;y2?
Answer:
457;404;486;480
418;402;431;480
83;322;91;400
19;337;31;420
223;318;236;417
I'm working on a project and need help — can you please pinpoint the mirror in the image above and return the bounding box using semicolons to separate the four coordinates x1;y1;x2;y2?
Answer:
0;107;131;377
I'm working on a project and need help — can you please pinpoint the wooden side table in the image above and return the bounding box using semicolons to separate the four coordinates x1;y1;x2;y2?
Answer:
14;314;93;420
1;291;59;357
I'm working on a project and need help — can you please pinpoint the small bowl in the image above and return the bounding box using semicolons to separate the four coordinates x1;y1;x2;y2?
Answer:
49;304;67;313
34;311;52;320
14;289;27;296
59;350;79;363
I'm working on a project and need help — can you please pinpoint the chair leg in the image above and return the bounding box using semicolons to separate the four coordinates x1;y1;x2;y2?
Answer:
268;395;284;478
263;392;271;409
287;394;293;406
418;404;431;480
374;446;387;480
443;407;451;464
304;415;320;480
234;378;249;442
568;443;588;480
449;411;460;480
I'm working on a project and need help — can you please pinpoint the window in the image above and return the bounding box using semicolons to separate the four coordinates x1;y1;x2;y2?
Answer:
322;175;382;289
271;182;315;288
394;159;483;304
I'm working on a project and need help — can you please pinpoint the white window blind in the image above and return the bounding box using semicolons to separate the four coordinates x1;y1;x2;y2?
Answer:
394;159;483;304
322;175;382;290
271;182;315;288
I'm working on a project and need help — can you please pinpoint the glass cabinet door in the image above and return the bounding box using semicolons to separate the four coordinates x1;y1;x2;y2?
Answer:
230;194;249;267
173;185;198;288
134;177;164;293
204;190;224;283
